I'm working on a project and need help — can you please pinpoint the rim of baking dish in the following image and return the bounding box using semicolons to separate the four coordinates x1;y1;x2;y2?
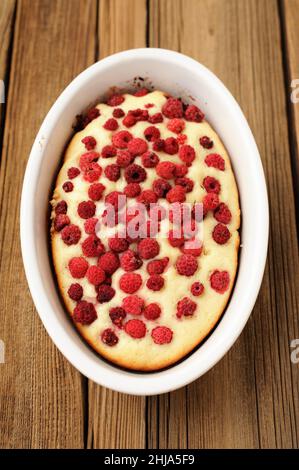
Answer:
20;48;269;395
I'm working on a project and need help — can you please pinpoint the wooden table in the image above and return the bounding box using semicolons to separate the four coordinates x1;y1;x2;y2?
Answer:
0;0;298;449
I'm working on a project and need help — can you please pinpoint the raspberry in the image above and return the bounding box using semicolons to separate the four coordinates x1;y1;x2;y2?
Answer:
174;164;188;177
124;319;146;338
148;112;163;124
138;238;160;259
68;283;83;301
134;87;148;97
98;251;120;274
199;135;213;149
184;104;204;122
79;108;100;128
109;307;126;328
124;163;146;183
124;183;141;198
97;284;115;303
176;297;197;318
141;151;159;168
144;303;161;320
84;218;99;234
108;236;129;253
122;114;137;128
82;234;105;257
101;328;119;346
77;201;96;219
214;203;232;224
73;301;97;325
203;176;221;194
152;138;165;152
107;94;125;106
105;190;125;209
156;161;176;179
69;257;89;278
179;145;195;166
176;254;198;276
145;103;154;108
119;273;142;294
205;153;225;171
122;295;144;315
127;137;148;156
82;136;97;150
137;189;158;208
104;164;121;182
63;181;73;192
164;137;179;155
67;167;80;179
167;118;185;134
168;230;185;247
162;97;183;118
120;250;143;272
88;182;105;201
151;326;173;344
112;130;133;148
54;214;70;232
116;150;134;168
61;224;81;245
175;177;194;193
203;193;220;215
103;118;118;131
152;179;171;198
55;200;67;215
177;134;187;145
101;145;117;158
113;108;125;118
83;163;102;182
182;239;203;257
146;257;168;275
210;270;230;293
86;265;106;285
79;151;99;171
166;185;186;203
144;126;161;142
146;274;164;291
191;282;204;296
212;223;231;244
128;108;149;122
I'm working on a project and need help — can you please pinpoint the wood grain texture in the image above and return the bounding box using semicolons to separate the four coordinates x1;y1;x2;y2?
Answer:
148;0;299;449
0;0;97;448
86;0;147;450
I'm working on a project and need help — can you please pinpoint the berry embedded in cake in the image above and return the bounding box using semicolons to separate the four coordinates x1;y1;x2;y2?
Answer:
50;89;240;371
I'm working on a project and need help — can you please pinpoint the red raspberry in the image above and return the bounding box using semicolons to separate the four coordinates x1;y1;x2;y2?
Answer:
184;104;204;122
205;153;225;170
97;284;115;303
69;257;89;278
152;138;165;152
164;137;179;155
79;151;99;171
88;182;105;201
62;181;73;192
199;135;213;149
133;87;148;97
191;282;204;296
84;218;99;234
112;130;133;148
210;270;230;293
73;301;97;325
176;254;198;276
168;230;185;247
175;177;194;193
212;223;231;244
179;144;195;166
82;234;105;257
124;163;146;183
174;164;188;177
82;136;97;150
105;191;126;209
156;161;176;179
138;238;160;259
151;326;173;344
144;126;161;142
54;214;70;232
107;94;125;106
203;176;221;194
109;307;126;328
146;257;168;275
128;108;149;121
162;97;183;118
103;118;118;131
119;273;142;294
108;236;129;253
124;319;146;339
145;103;154;108
67;167;80;179
104;164;121;182
101;145;117;158
203;193;220;215
166;185;186;203
61;224;81;245
116;150;134;168
127;137;148;156
122;114;137;128
124;183;141;198
176;297;197;318
120;250;143;272
144;303;161;321
83;162;102;182
167;118;185;134
98;251;120;275
182;239;203;257
152;179;171;198
113;108;125;118
55;200;67;215
68;283;83;301
86;265;106;285
214;203;232;224
148;112;163;124
122;295;144;315
141;151;159;168
77;200;96;219
101;328;119;346
137;189;158;208
146;274;164;291
177;134;187;145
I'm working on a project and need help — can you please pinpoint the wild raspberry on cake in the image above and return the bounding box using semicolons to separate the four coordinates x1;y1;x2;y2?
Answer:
82;234;105;257
176;297;197;318
124;183;141;198
84;218;99;235
144;126;161;142
61;224;81;245
134;87;148;97
55;200;67;215
203;193;220;215
191;282;204;297
152;178;171;198
54;214;70;232
116;150;134;168
105;190;126;209
214;203;232;224
122;114;136;128
167;118;185;134
144;303;161;321
182;239;203;257
97;284;115;303
177;134;187;145
69;257;89;279
156;161;177;179
108;236;129;253
127;137;148;156
212;223;231;245
184;104;204;122
83;162;102;182
179;145;195;166
138;238;160;259
107;94;125;106
62;181;73;193
166;185;186;203
141;151;159;168
119;273;142;294
164;137;179;155
86;265;106;286
77;201;96;219
162;97;183;118
109;307;126;328
113;108;125;118
137;189;158;208
88;182;105;201
68;283;83;301
112;130;133;149
199;135;213;149
175;177;194;193
203;176;221;194
124;163;146;183
104;164;121;182
103;118;118;131
101;328;119;346
210;270;230;293
73;301;97;325
79;151;99;171
122;295;144;315
67;167;80;179
174;163;188;177
151;326;173;344
101;145;117;159
82;135;97;150
84;107;100;126
168;229;185;247
146;274;164;291
146;257;168;275
98;251;120;275
148;112;163;124
205;153;225;170
124;319;146;339
120;250;143;272
152;138;165;152
176;254;198;276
